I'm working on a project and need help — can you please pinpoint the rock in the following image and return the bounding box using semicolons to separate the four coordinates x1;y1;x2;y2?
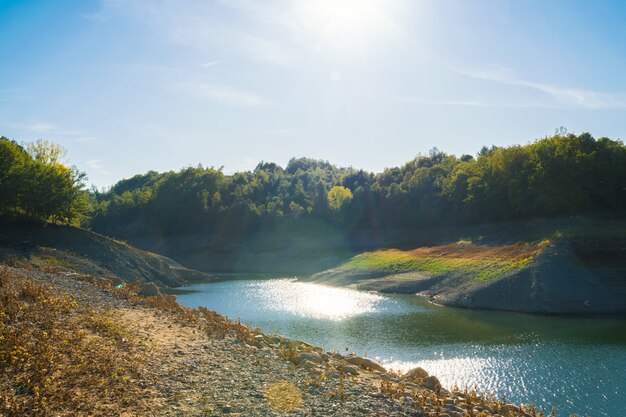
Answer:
294;351;322;365
346;356;386;373
267;335;282;345
404;366;429;380
443;403;465;414
420;375;441;391
300;360;319;370
501;404;520;416
138;282;160;297
342;365;360;375
326;370;340;379
310;346;324;354
103;274;123;286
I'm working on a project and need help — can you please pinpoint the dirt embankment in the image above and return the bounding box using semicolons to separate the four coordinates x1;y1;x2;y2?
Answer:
0;266;536;417
0;220;213;287
308;237;626;314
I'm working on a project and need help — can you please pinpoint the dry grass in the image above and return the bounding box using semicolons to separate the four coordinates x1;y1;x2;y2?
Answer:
75;275;260;345
0;267;265;417
0;269;152;417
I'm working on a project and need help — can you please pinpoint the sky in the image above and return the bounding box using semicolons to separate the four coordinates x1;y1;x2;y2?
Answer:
1;0;626;188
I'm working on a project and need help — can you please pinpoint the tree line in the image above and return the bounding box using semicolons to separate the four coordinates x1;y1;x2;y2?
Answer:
89;132;626;240
1;132;624;237
0;137;89;224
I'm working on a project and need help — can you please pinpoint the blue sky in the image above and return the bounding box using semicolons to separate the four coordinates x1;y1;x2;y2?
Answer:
1;0;626;187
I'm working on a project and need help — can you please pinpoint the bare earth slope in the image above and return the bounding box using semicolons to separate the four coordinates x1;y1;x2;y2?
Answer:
0;220;212;286
307;236;626;314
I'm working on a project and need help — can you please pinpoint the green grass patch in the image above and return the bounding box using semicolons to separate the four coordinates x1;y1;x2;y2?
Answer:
341;241;549;281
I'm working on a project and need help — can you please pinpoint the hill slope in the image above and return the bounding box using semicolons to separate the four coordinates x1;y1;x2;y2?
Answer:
307;222;626;314
0;220;212;286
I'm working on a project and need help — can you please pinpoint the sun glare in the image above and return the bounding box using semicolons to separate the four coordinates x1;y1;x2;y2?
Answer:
295;0;399;48
255;279;383;320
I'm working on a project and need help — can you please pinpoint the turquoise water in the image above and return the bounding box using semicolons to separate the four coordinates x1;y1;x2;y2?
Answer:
175;277;626;416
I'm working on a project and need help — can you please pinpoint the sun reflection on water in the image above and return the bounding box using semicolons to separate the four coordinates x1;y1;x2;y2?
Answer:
249;279;383;320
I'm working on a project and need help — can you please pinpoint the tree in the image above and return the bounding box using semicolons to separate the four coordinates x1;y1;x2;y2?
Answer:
327;186;353;211
0;137;89;224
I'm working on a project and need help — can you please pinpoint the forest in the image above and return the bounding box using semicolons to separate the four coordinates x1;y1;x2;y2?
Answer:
2;132;625;240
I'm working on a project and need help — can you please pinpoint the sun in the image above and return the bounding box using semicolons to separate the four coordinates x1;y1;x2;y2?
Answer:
294;0;400;48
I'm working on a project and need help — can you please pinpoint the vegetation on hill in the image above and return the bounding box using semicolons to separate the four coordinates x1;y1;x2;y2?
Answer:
1;131;624;279
88;132;625;242
341;240;550;281
0;137;90;225
1;132;624;244
0;269;149;416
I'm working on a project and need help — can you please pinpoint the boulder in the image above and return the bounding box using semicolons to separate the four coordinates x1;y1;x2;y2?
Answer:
103;274;124;286
342;364;360;375
294;351;322;365
500;404;520;416
138;282;160;297
420;375;441;391
443;403;465;414
300;360;319;370
346;356;386;373
404;366;429;381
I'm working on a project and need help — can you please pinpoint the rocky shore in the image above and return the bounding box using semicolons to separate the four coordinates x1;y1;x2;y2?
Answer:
2;266;548;416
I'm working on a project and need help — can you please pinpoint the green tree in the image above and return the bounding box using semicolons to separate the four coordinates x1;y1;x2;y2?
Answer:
327;186;353;211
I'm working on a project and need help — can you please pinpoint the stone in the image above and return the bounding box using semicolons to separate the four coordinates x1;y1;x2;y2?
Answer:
443;403;465;414
342;365;360;375
420;375;441;391
300;360;319;370
346;356;386;373
404;366;429;380
294;351;322;365
138;282;160;297
501;404;520;416
103;274;123;286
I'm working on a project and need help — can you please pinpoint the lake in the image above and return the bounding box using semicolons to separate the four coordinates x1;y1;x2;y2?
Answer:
174;277;626;416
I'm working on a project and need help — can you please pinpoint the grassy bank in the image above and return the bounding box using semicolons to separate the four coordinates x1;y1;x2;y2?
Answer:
341;240;550;281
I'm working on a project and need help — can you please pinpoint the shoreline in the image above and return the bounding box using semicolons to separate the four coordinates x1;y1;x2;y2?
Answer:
1;265;548;416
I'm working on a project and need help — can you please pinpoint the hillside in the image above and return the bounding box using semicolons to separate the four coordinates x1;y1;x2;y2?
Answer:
0;220;212;287
307;220;626;314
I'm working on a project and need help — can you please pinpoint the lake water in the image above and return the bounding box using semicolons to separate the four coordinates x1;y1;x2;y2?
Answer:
175;277;626;416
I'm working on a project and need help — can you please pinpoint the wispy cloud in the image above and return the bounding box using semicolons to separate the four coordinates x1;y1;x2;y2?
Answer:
201;60;224;68
99;0;404;66
0;119;99;142
100;0;299;66
450;65;626;109
86;159;110;176
178;83;272;107
28;122;59;133
395;97;563;109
